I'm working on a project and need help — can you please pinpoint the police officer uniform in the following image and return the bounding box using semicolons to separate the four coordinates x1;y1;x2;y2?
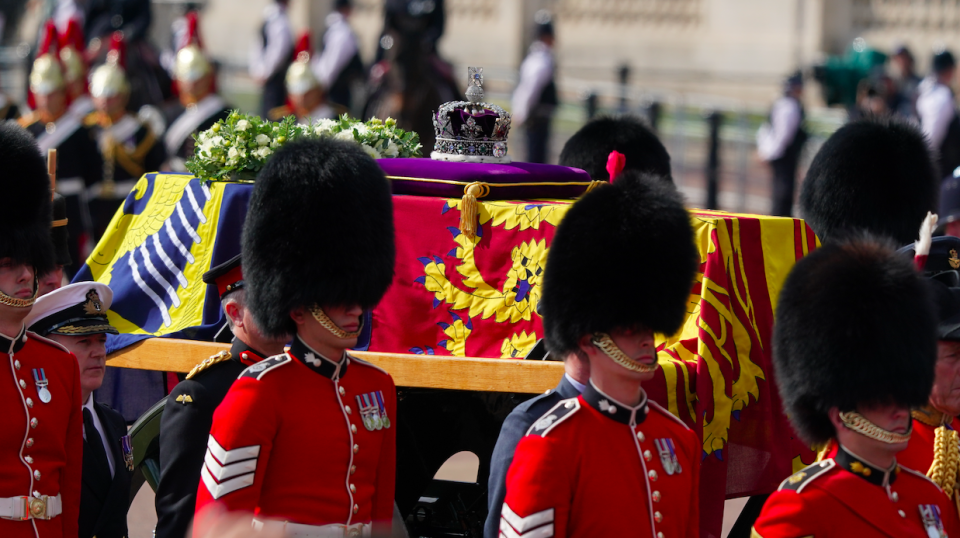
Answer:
500;171;700;538
0;123;83;538
918;51;960;180
757;72;807;217
155;255;270;538
194;138;397;534
752;236;960;537
511;17;557;164
312;0;363;111
252;0;293;117
24;282;132;538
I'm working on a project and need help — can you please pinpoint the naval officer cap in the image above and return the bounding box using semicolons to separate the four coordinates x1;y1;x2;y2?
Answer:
25;282;118;337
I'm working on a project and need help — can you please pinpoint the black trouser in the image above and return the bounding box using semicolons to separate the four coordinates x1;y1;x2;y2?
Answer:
525;115;552;164
770;154;800;217
261;71;288;118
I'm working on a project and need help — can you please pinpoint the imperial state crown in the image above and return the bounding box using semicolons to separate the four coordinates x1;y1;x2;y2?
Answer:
431;67;512;163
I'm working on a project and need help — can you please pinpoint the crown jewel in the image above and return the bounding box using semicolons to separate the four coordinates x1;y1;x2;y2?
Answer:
431;66;511;163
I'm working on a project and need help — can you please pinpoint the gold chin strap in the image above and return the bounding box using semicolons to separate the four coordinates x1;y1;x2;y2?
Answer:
839;410;912;444
591;333;659;374
309;305;362;340
0;277;39;308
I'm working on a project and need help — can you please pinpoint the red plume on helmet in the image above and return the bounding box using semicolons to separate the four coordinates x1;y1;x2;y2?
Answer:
179;10;203;50
293;31;312;62
28;20;64;109
106;31;127;69
60;19;85;53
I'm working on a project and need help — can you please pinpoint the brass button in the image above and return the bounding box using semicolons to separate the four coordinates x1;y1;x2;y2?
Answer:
892;492;899;502
25;438;33;448
339;386;346;396
657;533;664;538
652;491;661;502
30;418;38;429
654;511;663;523
345;405;352;415
14;360;20;370
637;432;645;442
351;424;358;434
19;379;26;389
353;444;359;454
648;470;658;481
350;483;356;493
898;510;906;518
643;450;652;461
353;504;359;514
24;456;32;464
350;465;356;475
33;470;40;480
26;398;33;408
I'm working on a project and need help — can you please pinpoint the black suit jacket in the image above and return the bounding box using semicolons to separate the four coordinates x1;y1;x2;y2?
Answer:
80;402;132;538
483;375;581;538
154;339;264;538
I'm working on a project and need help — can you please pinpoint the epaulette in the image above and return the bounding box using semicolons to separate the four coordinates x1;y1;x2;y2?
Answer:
525;397;580;437
186;350;233;380
778;459;835;493
267;105;292;121
239;354;291;380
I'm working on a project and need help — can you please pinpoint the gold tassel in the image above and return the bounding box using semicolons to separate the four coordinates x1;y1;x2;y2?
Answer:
459;182;487;239
927;426;960;500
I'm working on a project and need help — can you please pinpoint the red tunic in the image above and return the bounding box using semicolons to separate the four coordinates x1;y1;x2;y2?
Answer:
898;413;960;476
753;444;960;537
194;336;396;532
0;328;82;538
501;381;700;538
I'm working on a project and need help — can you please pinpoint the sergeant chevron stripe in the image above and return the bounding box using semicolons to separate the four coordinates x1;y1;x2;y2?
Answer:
500;504;554;538
200;435;260;499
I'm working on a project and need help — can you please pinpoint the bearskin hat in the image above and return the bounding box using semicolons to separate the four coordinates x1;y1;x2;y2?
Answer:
539;170;697;357
242;138;395;338
0;123;56;274
558;116;672;182
799;117;937;245
773;234;937;446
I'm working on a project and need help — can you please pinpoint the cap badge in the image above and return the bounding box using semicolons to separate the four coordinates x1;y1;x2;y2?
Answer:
175;394;193;405
654;438;682;475
120;434;134;471
32;369;51;403
949;249;960;269
598;399;617;414
83;290;104;316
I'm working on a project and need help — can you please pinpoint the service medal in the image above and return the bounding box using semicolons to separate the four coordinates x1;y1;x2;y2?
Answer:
375;391;390;429
120;435;134;471
32;369;51;403
655;438;676;476
368;393;383;430
919;504;947;538
357;394;375;431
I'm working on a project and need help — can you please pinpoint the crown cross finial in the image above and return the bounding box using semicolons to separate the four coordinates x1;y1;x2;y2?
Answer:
466;67;484;103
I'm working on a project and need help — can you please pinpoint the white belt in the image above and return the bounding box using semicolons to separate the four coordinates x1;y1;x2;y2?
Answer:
0;494;62;520
252;518;371;537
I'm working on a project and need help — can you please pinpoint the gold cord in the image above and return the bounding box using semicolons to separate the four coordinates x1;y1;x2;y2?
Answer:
839;411;912;444
927;426;960;505
591;333;659;374
309;305;362;340
0;277;39;308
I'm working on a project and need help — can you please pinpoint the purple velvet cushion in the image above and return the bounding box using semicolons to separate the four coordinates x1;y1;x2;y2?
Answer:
377;158;594;200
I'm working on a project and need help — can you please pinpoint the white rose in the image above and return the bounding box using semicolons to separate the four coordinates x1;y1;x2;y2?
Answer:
226;146;240;165
254;146;273;159
361;144;381;159
353;123;370;137
335;129;356;142
256;134;271;146
382;140;399;158
314;118;338;136
236;119;250;131
198;135;221;156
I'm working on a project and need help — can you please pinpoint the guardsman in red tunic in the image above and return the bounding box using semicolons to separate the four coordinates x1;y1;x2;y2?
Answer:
897;234;960;514
501;170;701;538
194;137;397;536
0;123;83;537
753;235;960;538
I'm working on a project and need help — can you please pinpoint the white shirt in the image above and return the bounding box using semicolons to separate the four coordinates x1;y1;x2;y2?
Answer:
83;394;116;478
564;373;586;394
249;2;293;80
511;41;555;126
918;77;956;150
311;12;359;88
757;96;802;162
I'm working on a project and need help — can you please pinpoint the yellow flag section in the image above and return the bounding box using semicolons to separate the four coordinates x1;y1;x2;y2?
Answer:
78;173;226;336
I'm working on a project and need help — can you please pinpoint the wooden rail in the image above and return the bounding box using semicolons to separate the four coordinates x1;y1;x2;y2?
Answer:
106;338;564;394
